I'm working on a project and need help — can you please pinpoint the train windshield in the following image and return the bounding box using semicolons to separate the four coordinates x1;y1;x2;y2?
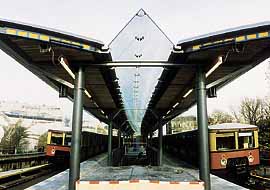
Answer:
216;133;235;150
238;132;254;149
64;134;72;146
215;131;256;151
51;133;63;145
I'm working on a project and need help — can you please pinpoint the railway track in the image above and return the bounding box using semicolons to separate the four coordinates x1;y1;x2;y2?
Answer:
0;163;62;190
246;170;270;190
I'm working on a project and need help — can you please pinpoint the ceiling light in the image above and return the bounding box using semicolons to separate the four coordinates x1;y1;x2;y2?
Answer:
84;90;92;99
206;56;223;78
183;89;193;98
59;57;75;79
173;102;179;108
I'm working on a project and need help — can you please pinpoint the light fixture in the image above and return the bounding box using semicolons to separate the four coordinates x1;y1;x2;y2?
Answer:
166;110;171;115
173;102;179;108
183;89;193;98
59;57;75;79
206;56;223;78
101;110;105;114
94;102;99;108
84;89;92;99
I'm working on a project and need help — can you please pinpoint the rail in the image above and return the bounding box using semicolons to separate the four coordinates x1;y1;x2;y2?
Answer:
0;164;54;189
0;152;45;161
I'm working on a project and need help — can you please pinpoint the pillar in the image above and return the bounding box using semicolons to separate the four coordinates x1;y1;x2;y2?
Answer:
149;132;153;146
118;129;121;148
69;66;85;190
196;66;211;190
108;122;113;166
158;124;163;166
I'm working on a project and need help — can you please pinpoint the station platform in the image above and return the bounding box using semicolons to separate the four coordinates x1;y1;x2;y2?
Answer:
26;153;247;190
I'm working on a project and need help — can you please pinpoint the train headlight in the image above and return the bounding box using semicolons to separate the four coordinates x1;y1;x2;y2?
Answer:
220;158;227;166
51;148;55;155
248;155;254;163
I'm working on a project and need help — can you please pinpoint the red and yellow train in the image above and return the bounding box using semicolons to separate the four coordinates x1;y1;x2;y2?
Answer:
163;123;259;171
46;128;116;163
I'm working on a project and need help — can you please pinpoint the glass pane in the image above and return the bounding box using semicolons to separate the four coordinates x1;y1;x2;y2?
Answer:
109;9;173;135
216;134;235;150
51;135;63;145
64;135;72;146
239;132;254;149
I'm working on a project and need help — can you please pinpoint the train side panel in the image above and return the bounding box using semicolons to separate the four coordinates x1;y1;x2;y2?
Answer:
46;129;118;163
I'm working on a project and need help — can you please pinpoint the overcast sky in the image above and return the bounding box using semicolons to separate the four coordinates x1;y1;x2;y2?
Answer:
0;0;270;118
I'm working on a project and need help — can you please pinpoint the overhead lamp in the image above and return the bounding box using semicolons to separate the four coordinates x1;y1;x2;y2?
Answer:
59;57;75;79
166;110;171;115
183;89;193;98
84;89;92;99
206;56;223;78
101;110;105;114
173;102;179;108
94;102;99;108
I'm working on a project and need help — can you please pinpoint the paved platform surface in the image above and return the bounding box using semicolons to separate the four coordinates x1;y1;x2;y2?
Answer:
27;153;247;190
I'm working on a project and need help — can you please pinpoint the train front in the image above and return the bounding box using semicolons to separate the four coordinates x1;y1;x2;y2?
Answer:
209;123;259;173
46;130;72;163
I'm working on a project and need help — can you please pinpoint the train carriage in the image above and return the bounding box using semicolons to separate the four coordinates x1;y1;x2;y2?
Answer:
46;128;115;163
163;123;259;172
209;123;259;170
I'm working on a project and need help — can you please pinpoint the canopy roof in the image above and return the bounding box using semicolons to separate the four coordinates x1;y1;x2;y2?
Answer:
0;18;130;133
1;12;270;136
142;21;270;134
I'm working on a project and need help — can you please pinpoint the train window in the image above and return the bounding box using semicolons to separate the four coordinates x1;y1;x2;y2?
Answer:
64;134;72;146
51;133;63;145
216;133;235;150
238;132;254;149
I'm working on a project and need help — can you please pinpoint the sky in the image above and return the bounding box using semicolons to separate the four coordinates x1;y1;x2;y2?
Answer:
0;0;270;120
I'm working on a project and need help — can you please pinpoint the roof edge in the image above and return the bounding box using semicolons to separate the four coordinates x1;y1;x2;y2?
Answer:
0;18;105;48
178;21;270;45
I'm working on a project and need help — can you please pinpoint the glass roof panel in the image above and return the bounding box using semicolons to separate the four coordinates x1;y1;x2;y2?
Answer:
109;9;173;135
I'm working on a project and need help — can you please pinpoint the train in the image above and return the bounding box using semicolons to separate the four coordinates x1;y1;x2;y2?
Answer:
46;128;117;163
163;123;260;173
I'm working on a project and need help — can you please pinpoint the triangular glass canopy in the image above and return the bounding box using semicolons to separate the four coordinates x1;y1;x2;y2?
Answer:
109;9;173;135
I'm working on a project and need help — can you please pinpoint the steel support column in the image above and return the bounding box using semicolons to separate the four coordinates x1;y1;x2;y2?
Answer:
158;124;163;166
196;66;211;190
108;121;113;166
149;132;153;146
69;66;85;190
118;129;121;148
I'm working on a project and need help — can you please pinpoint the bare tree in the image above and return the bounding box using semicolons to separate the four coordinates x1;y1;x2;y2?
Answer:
239;98;264;125
262;98;270;120
209;110;233;125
